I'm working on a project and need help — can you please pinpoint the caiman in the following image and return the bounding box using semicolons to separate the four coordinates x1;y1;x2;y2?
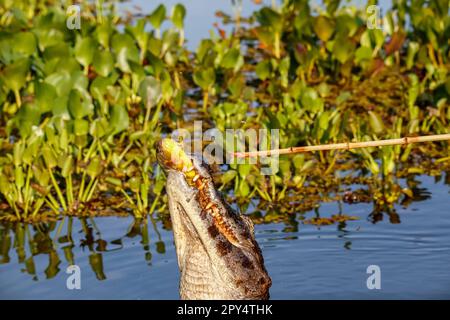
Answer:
156;139;272;300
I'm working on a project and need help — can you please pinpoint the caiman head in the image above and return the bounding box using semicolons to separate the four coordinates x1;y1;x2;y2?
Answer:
156;139;271;300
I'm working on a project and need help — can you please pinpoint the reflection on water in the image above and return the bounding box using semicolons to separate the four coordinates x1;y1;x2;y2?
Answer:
0;174;450;299
0;215;168;283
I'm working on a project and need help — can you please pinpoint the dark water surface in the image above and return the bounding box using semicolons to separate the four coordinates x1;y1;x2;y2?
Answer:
1;174;449;299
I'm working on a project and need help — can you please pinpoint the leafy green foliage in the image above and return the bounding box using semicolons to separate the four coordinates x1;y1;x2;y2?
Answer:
0;0;448;221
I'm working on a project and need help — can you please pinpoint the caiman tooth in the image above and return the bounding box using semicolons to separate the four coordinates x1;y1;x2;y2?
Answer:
205;202;214;210
210;207;240;245
197;181;205;190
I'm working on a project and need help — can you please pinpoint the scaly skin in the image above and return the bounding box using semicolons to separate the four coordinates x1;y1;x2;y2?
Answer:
156;139;271;300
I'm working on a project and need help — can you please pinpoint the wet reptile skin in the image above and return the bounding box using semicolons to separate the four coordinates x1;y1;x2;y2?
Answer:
157;143;271;300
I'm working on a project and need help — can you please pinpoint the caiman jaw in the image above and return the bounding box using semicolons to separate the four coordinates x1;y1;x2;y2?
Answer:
157;138;272;299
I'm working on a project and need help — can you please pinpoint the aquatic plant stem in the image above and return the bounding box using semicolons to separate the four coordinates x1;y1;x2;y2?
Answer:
274;33;280;59
148;194;160;215
44;197;60;215
234;134;450;158
120;189;135;207
14;89;21;107
31;198;45;217
85;178;99;202
48;169;67;212
23;165;32;216
66;175;74;209
78;172;87;202
203;91;209;113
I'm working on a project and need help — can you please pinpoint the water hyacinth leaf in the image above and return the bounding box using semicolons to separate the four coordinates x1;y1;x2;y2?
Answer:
111;33;140;72
253;26;274;49
318;111;330;130
221;48;242;70
193;68;215;90
221;170;237;185
126;21;149;63
13;142;25;166
68;89;93;119
15;166;25;189
138;76;162;107
279;158;291;178
61;155;74;178
109;105;129;135
161;29;179;54
92;50;114;77
95;23;112;49
149;4;166;29
129;176;141;192
256;7;283;32
17;101;41;123
406;42;419;69
43;43;70;61
45;70;73;96
42;146;57;168
71;71;89;92
17;102;41;137
407;74;419;109
171;4;186;29
145;52;165;76
160;70;174;101
313;16;335;42
74;37;96;69
325;0;341;14
88;118;107;139
35;81;57;113
0;173;11;194
87;158;102;179
355;46;372;64
238;164;252;179
51;95;69;118
116;48;131;73
368;111;384;134
332;37;355;64
73;119;89;136
153;178;165;195
228;75;245;98
255;60;272;80
14;31;37;56
105;177;122;187
196;39;214;63
34;28;64;51
279;56;290;87
45;56;81;75
238;179;250;197
300;87;324;112
0;58;30;94
23;134;42;164
335;13;359;36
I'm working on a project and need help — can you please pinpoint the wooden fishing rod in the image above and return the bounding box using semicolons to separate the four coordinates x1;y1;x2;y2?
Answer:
233;133;450;158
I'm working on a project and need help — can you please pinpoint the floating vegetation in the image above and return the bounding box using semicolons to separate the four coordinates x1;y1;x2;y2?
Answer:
303;214;359;226
0;0;449;223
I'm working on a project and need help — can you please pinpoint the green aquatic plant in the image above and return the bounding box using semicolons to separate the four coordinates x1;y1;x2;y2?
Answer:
0;0;449;222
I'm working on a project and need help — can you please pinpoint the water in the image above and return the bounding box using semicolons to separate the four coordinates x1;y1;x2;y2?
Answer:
1;174;449;299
